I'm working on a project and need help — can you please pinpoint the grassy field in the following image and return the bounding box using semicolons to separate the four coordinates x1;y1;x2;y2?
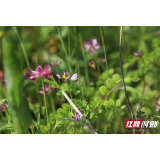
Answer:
0;26;160;134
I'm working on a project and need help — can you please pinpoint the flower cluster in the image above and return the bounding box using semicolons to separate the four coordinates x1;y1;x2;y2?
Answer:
56;70;78;82
29;65;52;81
72;109;82;121
39;83;56;96
84;38;101;54
23;73;29;79
0;100;9;112
133;50;143;58
72;109;88;121
50;61;61;67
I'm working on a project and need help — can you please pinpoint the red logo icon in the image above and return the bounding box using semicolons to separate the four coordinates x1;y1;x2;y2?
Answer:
125;120;142;128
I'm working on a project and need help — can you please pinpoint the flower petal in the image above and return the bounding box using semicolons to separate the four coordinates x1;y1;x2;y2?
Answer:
91;39;98;46
51;87;57;91
41;70;52;77
56;74;62;78
46;75;52;80
133;52;138;57
23;73;29;79
44;84;50;92
39;89;44;95
94;43;101;50
75;112;79;119
70;74;78;82
51;62;55;66
66;70;70;76
44;64;50;71
84;41;91;50
29;70;39;76
155;102;160;107
72;116;77;121
29;75;39;81
35;65;43;74
4;100;9;108
90;48;96;54
57;61;61;65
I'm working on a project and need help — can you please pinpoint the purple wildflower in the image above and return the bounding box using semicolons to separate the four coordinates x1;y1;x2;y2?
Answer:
39;83;56;96
0;100;9;112
72;109;84;121
133;50;143;58
50;61;61;67
84;38;101;54
29;65;52;81
23;73;29;79
56;70;78;82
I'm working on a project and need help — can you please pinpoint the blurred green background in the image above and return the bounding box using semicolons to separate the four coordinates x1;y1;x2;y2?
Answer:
0;26;160;134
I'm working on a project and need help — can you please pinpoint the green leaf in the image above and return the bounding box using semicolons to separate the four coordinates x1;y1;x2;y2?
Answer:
86;87;95;97
60;83;69;91
75;90;80;95
98;109;103;114
40;125;46;133
101;70;108;80
109;98;114;106
72;99;83;107
120;105;126;109
93;97;103;106
0;84;5;100
112;74;121;83
50;80;60;88
106;78;115;88
138;92;144;99
62;103;72;110
89;112;95;119
2;38;32;133
99;85;109;95
56;90;63;95
116;99;121;107
103;101;110;107
37;112;41;127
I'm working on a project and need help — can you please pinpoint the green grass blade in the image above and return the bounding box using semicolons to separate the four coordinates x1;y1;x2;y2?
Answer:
13;27;31;69
100;26;109;75
2;38;32;133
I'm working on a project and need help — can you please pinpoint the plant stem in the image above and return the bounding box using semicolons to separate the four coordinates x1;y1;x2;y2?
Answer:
49;92;56;116
55;67;60;85
13;27;30;69
71;26;78;59
66;80;73;100
42;80;49;125
100;26;109;75
79;33;89;85
142;79;145;95
57;26;72;72
119;26;134;121
31;125;34;134
68;26;71;60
